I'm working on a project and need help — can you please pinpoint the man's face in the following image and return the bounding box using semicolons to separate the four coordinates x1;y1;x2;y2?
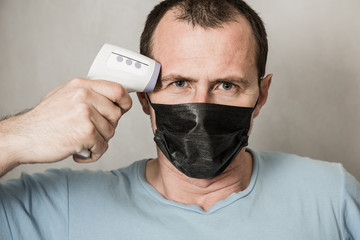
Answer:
138;10;270;130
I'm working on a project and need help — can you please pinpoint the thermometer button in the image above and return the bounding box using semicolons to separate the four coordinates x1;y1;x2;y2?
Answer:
135;62;142;69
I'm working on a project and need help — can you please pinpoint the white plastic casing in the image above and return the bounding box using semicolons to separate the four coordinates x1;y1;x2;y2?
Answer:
87;43;161;92
75;44;161;159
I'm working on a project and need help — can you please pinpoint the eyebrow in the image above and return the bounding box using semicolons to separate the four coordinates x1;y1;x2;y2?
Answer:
161;75;196;84
160;74;251;88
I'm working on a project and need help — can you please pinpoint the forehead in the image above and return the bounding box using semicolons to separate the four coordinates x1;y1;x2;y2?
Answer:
151;10;257;72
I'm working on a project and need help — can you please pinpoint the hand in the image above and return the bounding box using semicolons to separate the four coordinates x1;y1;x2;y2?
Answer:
1;78;132;167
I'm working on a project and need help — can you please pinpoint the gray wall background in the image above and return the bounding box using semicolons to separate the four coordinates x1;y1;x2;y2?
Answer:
1;0;359;182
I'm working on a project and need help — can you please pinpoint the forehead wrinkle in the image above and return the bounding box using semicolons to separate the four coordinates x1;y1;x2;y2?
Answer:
152;11;259;82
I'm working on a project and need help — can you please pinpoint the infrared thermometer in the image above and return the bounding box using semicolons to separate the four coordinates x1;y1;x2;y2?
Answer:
75;43;161;158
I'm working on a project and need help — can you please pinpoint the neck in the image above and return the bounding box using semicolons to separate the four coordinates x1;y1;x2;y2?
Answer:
145;149;253;211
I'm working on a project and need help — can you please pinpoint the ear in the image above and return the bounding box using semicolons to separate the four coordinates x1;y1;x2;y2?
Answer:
253;74;272;118
137;92;151;115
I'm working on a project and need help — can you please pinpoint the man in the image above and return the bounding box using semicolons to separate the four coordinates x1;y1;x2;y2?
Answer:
0;0;359;239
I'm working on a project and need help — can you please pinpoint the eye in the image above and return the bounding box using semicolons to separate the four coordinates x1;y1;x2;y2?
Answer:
218;82;234;90
173;80;187;87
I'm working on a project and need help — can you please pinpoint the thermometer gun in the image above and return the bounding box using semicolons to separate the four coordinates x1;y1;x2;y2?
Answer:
75;43;161;158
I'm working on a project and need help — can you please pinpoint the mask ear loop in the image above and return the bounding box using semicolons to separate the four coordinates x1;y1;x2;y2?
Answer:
145;93;154;108
145;93;158;136
253;98;259;110
253;76;264;110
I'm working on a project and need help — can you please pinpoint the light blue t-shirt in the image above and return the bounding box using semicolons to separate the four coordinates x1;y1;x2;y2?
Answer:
1;149;359;240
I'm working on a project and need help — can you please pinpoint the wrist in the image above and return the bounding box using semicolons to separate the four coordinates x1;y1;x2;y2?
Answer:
0;116;25;168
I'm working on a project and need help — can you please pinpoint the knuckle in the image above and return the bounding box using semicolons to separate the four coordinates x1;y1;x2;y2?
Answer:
108;125;116;139
101;124;115;141
125;98;133;110
118;97;132;114
92;142;108;161
113;107;123;121
75;103;92;119
85;123;96;136
78;120;96;138
98;139;108;152
103;142;109;153
103;142;109;152
91;154;100;162
69;78;85;87
73;88;90;103
113;84;126;97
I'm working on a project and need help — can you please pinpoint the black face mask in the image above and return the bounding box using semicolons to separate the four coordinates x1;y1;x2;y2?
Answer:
148;96;256;179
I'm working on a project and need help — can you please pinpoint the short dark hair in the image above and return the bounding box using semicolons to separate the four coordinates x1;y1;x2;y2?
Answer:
140;0;268;78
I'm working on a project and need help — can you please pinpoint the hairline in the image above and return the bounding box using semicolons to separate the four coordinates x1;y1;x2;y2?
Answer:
148;7;260;77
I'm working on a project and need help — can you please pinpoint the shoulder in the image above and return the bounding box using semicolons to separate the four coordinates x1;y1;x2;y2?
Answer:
248;149;360;238
0;169;72;239
67;159;146;184
249;149;347;198
1;159;147;196
65;160;148;197
0;168;72;196
250;149;344;180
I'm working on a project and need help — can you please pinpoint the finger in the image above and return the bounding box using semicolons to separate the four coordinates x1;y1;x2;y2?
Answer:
67;84;122;127
73;127;109;163
88;133;109;161
66;78;133;113
89;90;123;128
87;79;133;113
89;104;116;141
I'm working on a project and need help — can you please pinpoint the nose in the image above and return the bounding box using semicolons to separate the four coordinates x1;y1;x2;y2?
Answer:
192;87;212;103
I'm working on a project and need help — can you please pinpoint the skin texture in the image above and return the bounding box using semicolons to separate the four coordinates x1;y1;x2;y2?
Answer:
137;10;272;211
0;78;132;176
0;7;271;212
